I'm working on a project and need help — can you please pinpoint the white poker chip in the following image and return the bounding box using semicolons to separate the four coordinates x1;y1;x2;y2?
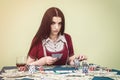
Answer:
29;65;36;74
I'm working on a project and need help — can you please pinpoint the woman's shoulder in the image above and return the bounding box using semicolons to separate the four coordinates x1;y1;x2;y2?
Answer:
31;37;42;47
64;33;71;38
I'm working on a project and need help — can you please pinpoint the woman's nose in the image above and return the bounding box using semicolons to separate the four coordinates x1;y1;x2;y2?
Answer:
54;24;59;29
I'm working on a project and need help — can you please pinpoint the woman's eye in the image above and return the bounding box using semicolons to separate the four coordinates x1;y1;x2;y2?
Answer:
51;22;55;25
58;22;62;25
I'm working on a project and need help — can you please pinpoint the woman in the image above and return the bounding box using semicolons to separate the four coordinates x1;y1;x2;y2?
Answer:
26;7;86;66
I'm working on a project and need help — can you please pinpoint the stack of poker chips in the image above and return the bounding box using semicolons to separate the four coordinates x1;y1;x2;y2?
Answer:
28;65;36;74
82;61;89;74
73;58;80;69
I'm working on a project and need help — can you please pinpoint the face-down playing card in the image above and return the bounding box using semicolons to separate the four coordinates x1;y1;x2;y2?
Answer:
52;53;63;59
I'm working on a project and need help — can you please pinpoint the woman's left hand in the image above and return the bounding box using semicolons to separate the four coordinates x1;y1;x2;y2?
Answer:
77;54;87;61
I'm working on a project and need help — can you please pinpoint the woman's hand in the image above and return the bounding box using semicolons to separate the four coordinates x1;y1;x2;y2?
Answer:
17;65;27;71
45;56;58;65
77;54;87;61
27;56;58;66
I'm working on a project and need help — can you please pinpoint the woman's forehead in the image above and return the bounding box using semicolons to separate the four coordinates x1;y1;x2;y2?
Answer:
52;16;62;22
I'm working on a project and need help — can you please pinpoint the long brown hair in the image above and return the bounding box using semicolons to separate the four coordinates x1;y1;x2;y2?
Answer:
35;7;65;42
28;7;65;57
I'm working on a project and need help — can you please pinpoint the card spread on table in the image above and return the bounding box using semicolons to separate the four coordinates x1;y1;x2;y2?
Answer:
52;54;63;59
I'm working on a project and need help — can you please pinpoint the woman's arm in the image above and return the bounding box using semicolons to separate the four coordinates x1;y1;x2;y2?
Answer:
26;56;58;66
68;55;75;66
26;56;46;65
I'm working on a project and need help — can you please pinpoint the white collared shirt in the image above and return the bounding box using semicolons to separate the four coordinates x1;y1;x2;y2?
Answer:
42;35;67;52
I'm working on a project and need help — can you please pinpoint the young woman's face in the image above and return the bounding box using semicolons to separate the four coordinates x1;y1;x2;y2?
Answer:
50;16;62;36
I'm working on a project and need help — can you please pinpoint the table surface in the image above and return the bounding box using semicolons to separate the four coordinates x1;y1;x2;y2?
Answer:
0;65;120;80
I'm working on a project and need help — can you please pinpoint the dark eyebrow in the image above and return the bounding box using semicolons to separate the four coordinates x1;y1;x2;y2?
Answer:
51;21;62;23
51;21;55;24
58;22;62;24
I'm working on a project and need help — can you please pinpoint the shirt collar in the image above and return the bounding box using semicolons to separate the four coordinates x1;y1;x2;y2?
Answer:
42;34;66;45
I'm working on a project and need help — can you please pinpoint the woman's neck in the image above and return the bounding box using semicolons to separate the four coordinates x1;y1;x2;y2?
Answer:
49;35;58;42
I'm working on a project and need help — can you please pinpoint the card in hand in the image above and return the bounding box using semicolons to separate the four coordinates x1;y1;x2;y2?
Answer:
52;53;63;59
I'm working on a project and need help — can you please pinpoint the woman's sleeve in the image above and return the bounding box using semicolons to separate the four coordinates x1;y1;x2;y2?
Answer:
65;33;74;57
28;44;38;59
27;38;39;59
28;38;44;59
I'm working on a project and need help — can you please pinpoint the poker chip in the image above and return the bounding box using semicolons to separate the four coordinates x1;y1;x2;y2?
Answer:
73;58;80;69
28;65;36;74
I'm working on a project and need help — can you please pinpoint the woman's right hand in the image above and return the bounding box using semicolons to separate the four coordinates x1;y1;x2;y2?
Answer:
45;56;58;65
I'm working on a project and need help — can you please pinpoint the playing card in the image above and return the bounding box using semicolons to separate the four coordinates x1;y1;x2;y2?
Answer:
52;54;63;59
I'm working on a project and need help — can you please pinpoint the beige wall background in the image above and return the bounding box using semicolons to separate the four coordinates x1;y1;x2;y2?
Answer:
0;0;120;70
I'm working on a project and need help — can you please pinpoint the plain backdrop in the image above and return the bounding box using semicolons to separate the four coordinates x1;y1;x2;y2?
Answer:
0;0;120;70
